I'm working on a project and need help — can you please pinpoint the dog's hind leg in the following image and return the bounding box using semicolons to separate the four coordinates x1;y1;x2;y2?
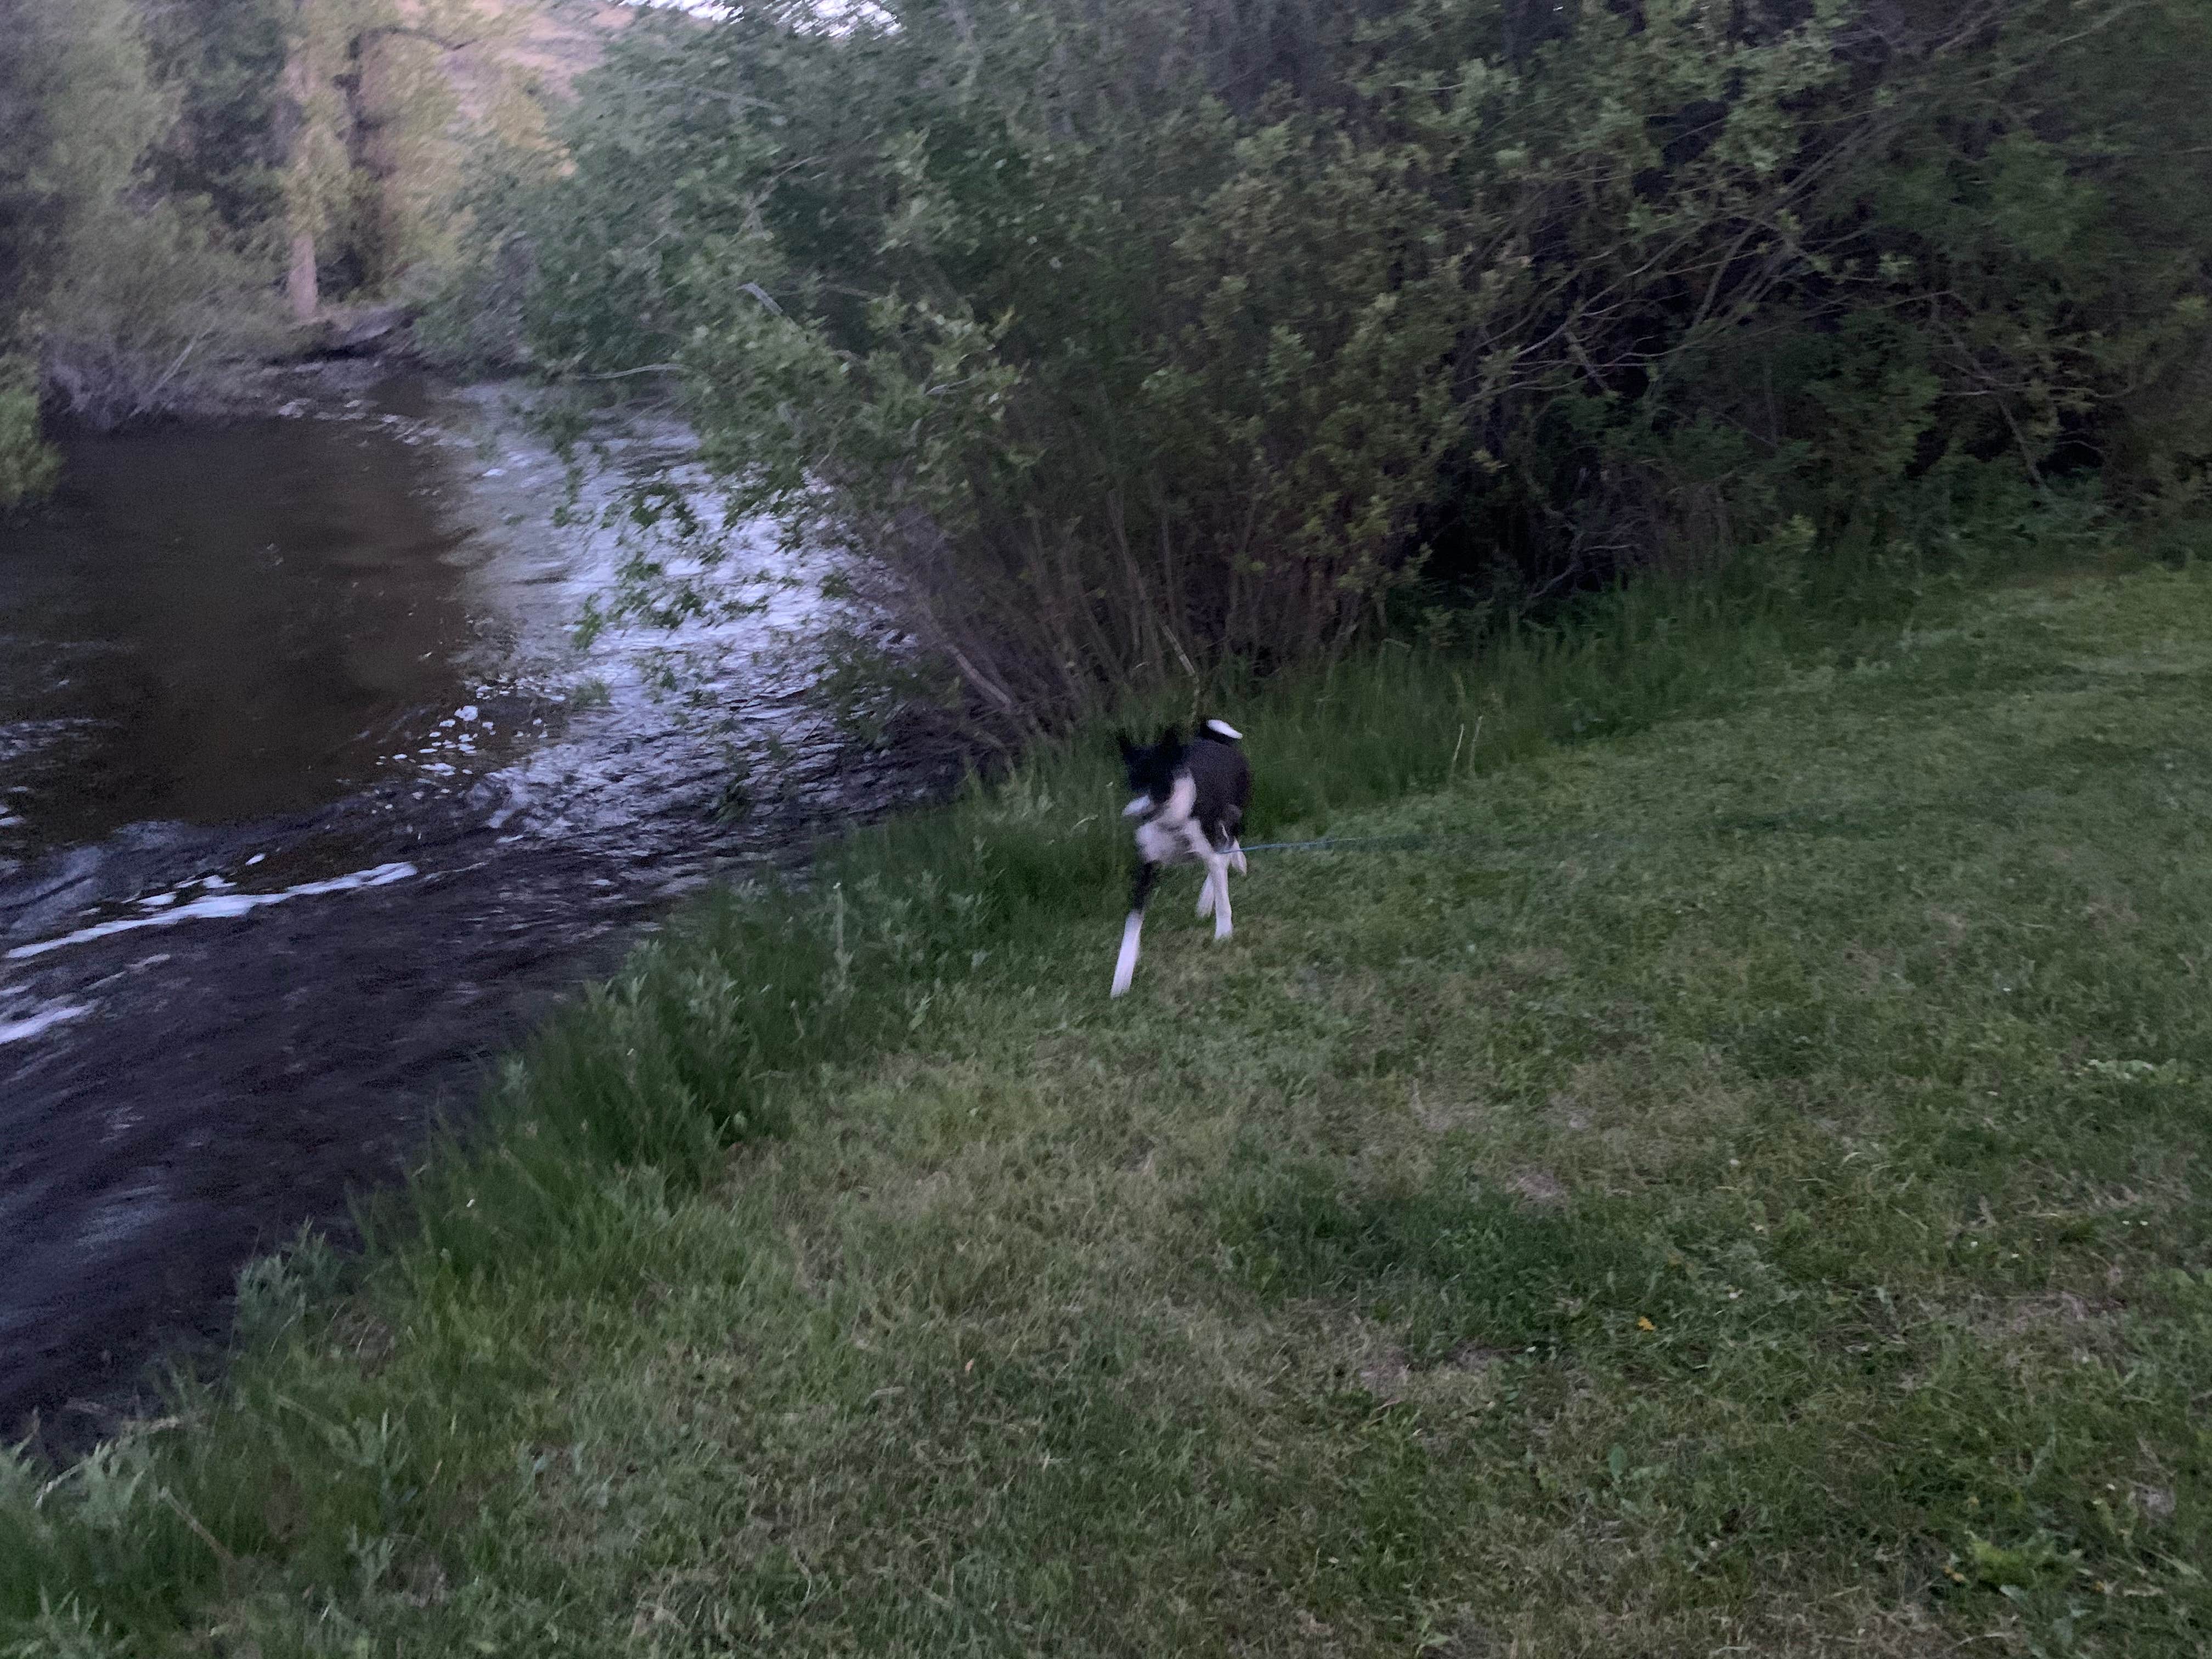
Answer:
1205;853;1233;941
1111;861;1159;997
1111;911;1145;996
1197;868;1216;918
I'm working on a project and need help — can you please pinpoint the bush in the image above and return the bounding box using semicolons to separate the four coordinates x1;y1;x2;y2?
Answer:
0;354;57;509
37;199;285;430
524;0;2212;732
0;0;287;440
409;142;565;374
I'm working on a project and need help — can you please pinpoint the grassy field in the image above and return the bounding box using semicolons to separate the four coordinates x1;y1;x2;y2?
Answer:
6;563;2211;1656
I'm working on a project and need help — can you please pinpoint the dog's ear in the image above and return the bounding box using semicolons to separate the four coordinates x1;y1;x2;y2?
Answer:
1156;723;1183;754
1115;730;1137;762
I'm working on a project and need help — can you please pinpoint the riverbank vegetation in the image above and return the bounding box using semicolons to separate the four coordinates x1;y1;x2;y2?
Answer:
6;541;2211;1654
497;0;2212;733
0;0;619;506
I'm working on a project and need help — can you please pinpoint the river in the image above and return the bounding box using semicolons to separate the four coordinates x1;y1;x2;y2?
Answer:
0;368;945;1457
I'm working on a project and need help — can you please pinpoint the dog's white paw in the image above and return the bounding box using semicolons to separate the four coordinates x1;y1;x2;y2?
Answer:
1111;911;1144;997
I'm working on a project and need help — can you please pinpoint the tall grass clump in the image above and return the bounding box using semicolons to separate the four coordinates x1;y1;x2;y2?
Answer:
518;0;2212;733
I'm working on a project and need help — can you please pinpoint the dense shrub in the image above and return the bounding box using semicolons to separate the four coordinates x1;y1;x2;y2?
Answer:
0;0;286;441
524;0;2212;730
0;354;57;510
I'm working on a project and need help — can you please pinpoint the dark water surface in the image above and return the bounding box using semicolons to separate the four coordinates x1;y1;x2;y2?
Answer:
0;371;939;1455
1;390;479;848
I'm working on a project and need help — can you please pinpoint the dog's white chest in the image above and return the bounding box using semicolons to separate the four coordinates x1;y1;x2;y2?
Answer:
1130;774;1199;864
1134;817;1189;864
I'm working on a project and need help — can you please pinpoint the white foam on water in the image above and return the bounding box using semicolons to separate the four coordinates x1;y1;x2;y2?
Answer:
0;1002;91;1043
5;862;419;962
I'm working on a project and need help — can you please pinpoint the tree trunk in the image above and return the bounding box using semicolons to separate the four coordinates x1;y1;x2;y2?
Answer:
281;13;323;323
288;227;319;320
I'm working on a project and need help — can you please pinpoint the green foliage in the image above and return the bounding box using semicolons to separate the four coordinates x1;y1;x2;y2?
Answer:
409;141;566;371
528;0;2212;730
0;0;580;437
0;355;57;510
0;0;170;339
139;0;290;245
38;195;287;428
283;0;607;315
0;0;286;436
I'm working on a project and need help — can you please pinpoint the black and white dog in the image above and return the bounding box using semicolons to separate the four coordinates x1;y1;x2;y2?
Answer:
1110;719;1251;997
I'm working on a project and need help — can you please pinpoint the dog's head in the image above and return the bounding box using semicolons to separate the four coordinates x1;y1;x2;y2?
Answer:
1116;724;1187;808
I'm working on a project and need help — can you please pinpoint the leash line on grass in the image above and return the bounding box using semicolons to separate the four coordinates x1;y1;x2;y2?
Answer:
1243;830;1683;855
1240;834;1454;853
1237;786;2160;859
1240;831;1651;857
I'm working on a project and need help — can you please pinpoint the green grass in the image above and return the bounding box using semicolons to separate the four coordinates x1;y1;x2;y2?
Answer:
7;560;2212;1656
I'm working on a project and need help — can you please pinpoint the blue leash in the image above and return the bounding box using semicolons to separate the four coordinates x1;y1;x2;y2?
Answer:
1238;834;1454;854
1238;791;2014;858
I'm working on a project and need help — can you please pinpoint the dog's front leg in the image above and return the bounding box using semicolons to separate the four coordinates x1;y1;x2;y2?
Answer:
1111;860;1159;997
1180;823;1233;941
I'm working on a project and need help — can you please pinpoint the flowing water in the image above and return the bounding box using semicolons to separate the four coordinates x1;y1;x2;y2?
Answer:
0;369;945;1454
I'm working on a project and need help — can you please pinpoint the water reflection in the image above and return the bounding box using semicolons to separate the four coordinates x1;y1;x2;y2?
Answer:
0;397;488;856
0;371;949;1457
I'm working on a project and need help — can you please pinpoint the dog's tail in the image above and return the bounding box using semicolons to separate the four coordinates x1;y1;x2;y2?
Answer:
1201;718;1243;743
